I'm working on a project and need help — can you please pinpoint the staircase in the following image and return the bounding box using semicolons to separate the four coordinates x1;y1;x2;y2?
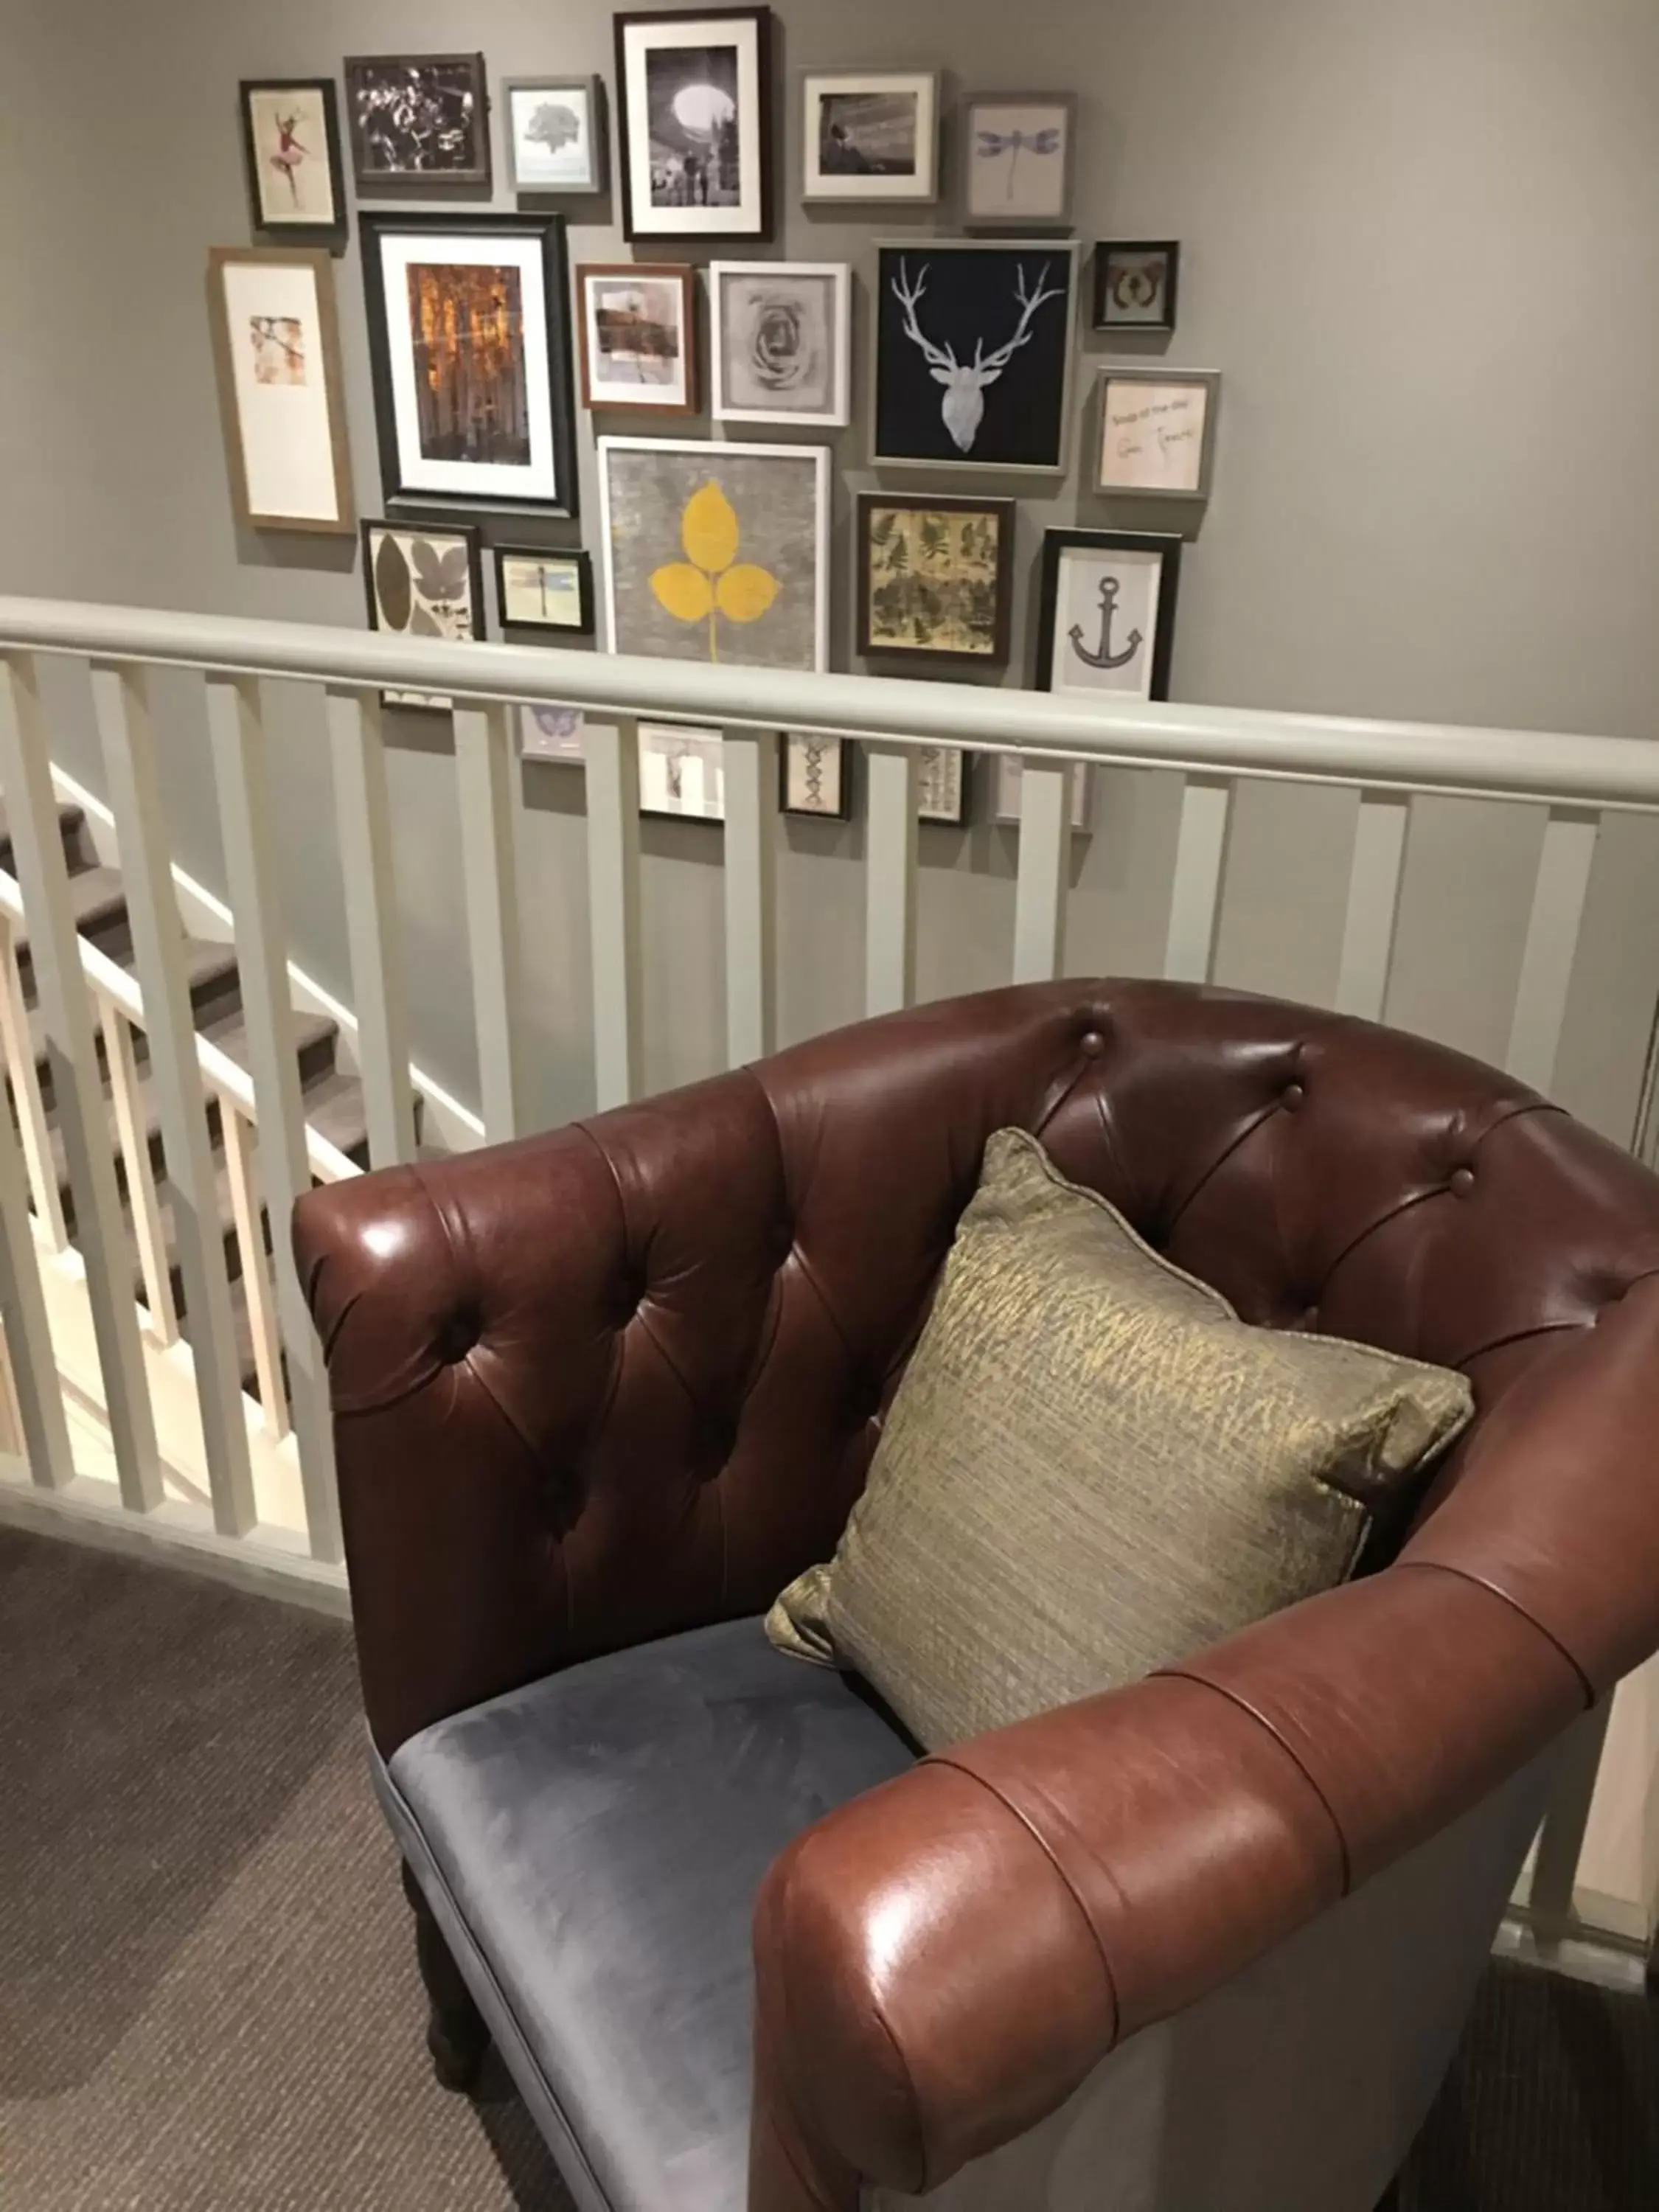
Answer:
1;794;431;1405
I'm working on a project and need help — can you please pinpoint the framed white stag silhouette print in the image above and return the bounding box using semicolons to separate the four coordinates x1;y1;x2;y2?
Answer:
872;238;1079;473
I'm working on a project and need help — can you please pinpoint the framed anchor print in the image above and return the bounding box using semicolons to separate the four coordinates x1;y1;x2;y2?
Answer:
872;238;1079;473
238;80;347;245
961;94;1076;226
1095;367;1220;499
1032;528;1182;702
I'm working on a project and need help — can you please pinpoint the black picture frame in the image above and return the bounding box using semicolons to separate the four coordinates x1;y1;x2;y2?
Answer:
359;211;579;521
361;518;486;713
493;545;596;636
856;492;1018;667
344;53;491;190
918;747;971;828
779;734;852;821
613;7;774;245
1092;240;1180;334
1033;529;1182;701
238;78;347;246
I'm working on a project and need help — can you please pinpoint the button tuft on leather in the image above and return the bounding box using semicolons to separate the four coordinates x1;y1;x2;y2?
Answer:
436;1306;481;1363
1449;1166;1476;1196
1281;1082;1305;1110
1079;1029;1105;1057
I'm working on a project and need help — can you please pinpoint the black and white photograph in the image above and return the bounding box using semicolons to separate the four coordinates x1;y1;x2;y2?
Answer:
962;94;1076;226
710;262;849;426
504;76;605;193
801;69;938;201
781;735;850;819
577;263;698;414
344;54;490;188
1033;527;1182;701
872;238;1079;472
239;79;347;243
616;9;771;240
1094;240;1180;332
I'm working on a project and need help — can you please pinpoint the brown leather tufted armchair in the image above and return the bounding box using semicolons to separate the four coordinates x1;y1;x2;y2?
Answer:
294;981;1659;2212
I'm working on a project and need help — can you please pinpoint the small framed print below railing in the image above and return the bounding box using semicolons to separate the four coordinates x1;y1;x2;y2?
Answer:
782;734;851;820
1094;367;1220;501
206;247;355;536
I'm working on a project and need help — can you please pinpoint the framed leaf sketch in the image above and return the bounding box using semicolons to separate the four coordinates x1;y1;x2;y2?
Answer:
640;723;725;821
1034;528;1182;702
238;80;347;243
614;7;773;243
360;212;577;519
344;54;490;189
1095;369;1220;499
801;69;939;202
710;262;850;428
962;94;1076;226
917;747;969;827
597;437;830;669
361;521;484;711
872;238;1079;473
577;263;698;414
1093;241;1180;333
504;76;606;193
206;247;354;536
781;735;850;819
494;546;595;634
856;493;1016;667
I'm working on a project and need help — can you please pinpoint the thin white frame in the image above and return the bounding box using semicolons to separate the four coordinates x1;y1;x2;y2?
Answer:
993;756;1094;830
1094;367;1221;500
503;75;606;194
709;261;851;428
597;434;832;670
961;92;1077;228
801;69;939;203
870;235;1081;476
639;723;726;821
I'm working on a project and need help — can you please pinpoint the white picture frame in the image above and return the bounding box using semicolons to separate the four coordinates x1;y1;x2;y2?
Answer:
1095;369;1221;500
961;93;1077;226
992;757;1094;830
504;75;606;194
801;69;939;202
639;723;726;821
709;261;851;428
518;704;588;762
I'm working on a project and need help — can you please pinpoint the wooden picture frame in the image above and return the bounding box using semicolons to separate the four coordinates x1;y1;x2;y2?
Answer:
1094;368;1220;499
780;734;851;820
855;492;1016;667
238;79;347;244
800;68;939;204
576;262;699;415
961;92;1077;227
206;246;354;536
709;260;850;428
1093;240;1180;333
361;518;485;712
614;7;773;243
503;74;606;194
360;211;578;520
344;53;490;189
1033;527;1182;700
494;546;595;634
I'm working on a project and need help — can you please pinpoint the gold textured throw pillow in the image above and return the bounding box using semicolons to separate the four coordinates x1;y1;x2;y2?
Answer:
768;1127;1472;1750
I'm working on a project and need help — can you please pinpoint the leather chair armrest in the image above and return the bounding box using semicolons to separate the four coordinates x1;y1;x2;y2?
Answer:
749;1562;1589;2207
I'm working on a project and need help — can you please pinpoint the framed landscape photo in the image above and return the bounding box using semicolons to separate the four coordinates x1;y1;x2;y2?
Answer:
962;93;1076;227
639;723;726;821
504;76;605;193
781;735;850;820
856;493;1015;667
1093;240;1180;333
344;54;490;189
801;69;939;203
1034;527;1181;701
1095;367;1220;498
206;247;353;535
239;80;347;243
577;262;698;414
598;436;830;669
710;261;849;428
614;7;772;243
872;238;1079;473
494;546;594;635
360;212;577;518
362;519;484;711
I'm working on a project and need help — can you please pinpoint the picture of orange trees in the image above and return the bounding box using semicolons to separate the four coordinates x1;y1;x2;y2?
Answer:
866;504;1002;655
406;262;531;467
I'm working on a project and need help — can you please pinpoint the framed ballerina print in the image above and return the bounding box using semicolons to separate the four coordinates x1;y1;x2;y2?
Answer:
239;79;347;245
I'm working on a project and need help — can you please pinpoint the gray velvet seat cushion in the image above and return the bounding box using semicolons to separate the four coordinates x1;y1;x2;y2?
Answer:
383;1616;915;2212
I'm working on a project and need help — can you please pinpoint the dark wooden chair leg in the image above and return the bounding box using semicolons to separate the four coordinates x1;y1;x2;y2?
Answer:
401;1859;490;2091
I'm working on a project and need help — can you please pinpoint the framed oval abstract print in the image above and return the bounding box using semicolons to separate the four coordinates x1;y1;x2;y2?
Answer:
709;261;849;428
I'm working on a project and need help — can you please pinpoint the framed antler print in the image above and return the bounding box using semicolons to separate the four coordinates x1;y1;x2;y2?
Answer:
871;238;1079;473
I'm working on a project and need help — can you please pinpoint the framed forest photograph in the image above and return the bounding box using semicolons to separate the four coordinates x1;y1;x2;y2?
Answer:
362;520;484;711
614;7;772;242
504;75;605;193
710;261;849;428
801;69;939;203
872;238;1079;473
238;80;347;243
1034;528;1182;702
206;246;353;535
577;262;698;414
494;546;594;634
344;53;490;188
856;493;1015;666
360;212;577;518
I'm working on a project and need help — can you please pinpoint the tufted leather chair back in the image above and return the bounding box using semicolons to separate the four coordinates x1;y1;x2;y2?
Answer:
295;981;1659;1756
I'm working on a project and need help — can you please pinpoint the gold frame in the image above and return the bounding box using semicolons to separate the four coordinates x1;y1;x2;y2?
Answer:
206;246;355;536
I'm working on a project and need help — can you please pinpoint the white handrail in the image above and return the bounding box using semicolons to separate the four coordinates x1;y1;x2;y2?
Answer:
1;595;1658;813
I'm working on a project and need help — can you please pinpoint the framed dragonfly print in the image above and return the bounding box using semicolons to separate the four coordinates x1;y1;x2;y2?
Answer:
962;94;1076;226
206;246;354;535
360;212;578;519
238;80;347;244
361;520;484;711
494;546;595;634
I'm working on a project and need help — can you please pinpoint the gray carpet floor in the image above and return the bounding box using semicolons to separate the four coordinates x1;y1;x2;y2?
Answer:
2;1522;1655;2211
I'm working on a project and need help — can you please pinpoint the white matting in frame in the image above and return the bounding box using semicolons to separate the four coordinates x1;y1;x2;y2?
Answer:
801;69;939;201
617;10;767;239
639;722;725;819
993;757;1093;830
209;248;352;532
710;261;850;427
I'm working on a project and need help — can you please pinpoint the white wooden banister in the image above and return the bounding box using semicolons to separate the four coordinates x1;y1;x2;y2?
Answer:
722;727;778;1066
1335;791;1411;1021
453;700;524;1144
0;911;66;1249
0;1019;73;1490
1164;775;1232;984
1011;759;1071;984
585;717;644;1110
1506;807;1599;1093
327;687;417;1169
864;741;919;1017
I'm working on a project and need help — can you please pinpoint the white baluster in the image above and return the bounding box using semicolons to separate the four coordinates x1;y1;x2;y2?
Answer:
1164;776;1232;985
1011;759;1071;984
0;910;66;1248
865;742;918;1017
1335;790;1411;1021
97;994;178;1349
453;700;524;1142
1506;807;1599;1093
327;686;417;1167
723;728;778;1065
585;717;643;1110
220;1097;288;1439
0;1008;74;1488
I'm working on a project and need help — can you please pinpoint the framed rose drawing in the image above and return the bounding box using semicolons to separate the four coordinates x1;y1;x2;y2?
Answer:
239;80;347;243
206;247;353;535
1094;241;1180;333
801;69;938;202
710;262;849;428
856;493;1015;667
598;437;830;669
615;8;773;242
577;263;698;414
504;76;605;193
1095;368;1220;498
1034;527;1182;701
494;546;594;634
962;94;1076;226
362;521;484;712
360;212;577;519
344;54;490;189
872;238;1079;473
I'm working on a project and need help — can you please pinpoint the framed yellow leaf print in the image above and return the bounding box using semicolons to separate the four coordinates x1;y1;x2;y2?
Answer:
598;436;830;670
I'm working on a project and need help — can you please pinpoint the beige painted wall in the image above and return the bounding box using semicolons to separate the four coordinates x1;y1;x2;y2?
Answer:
3;0;1659;1133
